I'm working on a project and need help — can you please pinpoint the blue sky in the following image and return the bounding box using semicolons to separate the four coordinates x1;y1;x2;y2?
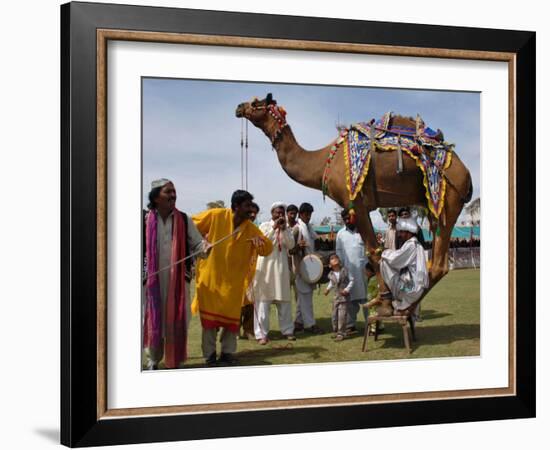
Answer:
142;78;480;228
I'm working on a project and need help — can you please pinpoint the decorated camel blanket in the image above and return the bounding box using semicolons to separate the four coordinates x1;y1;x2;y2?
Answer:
323;112;453;218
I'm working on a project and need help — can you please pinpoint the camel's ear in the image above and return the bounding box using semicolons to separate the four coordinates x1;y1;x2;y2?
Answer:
266;93;273;105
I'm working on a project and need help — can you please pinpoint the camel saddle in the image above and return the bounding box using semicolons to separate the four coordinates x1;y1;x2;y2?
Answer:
340;112;454;218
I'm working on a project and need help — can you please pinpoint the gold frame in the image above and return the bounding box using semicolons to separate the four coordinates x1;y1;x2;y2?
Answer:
96;29;516;420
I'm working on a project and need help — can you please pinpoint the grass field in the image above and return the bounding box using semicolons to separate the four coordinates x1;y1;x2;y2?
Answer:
179;268;480;368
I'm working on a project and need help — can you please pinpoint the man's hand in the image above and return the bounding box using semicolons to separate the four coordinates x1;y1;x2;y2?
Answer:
341;289;350;296
248;236;266;249
323;289;330;296
298;238;308;248
203;239;214;253
274;217;286;230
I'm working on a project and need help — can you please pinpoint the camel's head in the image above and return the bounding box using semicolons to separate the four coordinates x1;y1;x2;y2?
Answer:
235;93;288;143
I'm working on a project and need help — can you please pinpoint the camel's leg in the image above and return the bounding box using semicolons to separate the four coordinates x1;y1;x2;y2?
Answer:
429;187;465;287
353;198;391;294
353;198;378;255
355;201;395;318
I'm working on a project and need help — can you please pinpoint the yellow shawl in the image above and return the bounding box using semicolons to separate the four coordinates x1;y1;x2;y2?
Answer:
191;208;273;331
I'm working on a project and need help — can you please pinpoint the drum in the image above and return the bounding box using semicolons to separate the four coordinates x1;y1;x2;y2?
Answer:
299;254;324;284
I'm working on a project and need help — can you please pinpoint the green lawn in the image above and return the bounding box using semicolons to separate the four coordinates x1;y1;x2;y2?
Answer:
179;268;480;368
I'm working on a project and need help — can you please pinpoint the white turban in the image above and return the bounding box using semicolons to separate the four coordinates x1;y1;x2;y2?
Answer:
396;217;418;234
270;201;286;212
151;178;171;190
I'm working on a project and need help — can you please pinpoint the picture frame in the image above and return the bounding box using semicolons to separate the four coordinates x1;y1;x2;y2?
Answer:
60;1;535;447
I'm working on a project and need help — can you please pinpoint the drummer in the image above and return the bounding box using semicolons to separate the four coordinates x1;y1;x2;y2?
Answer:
291;202;324;334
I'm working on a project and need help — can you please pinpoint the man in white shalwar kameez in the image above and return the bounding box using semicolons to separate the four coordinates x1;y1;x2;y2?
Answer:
291;203;324;334
380;217;429;316
336;208;367;333
253;202;296;343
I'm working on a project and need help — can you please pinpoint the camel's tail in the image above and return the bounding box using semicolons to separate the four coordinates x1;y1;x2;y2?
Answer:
465;173;473;204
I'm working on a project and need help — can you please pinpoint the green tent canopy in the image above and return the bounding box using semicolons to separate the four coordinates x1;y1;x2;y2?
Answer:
314;225;480;242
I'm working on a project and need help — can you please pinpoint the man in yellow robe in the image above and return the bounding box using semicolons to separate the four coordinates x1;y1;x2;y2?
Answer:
192;190;273;366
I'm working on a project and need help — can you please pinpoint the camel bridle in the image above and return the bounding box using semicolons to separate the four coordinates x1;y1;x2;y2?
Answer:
247;99;288;144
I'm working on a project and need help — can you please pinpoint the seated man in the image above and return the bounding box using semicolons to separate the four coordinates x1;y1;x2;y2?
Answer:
369;217;429;318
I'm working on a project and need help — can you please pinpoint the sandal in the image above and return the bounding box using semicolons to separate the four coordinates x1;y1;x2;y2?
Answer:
305;325;325;335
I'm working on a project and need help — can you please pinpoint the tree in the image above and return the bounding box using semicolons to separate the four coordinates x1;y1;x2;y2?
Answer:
413;206;429;228
320;216;331;226
206;200;226;209
465;197;480;226
333;207;344;226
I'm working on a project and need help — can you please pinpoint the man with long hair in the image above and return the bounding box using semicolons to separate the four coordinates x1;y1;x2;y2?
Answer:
142;179;210;370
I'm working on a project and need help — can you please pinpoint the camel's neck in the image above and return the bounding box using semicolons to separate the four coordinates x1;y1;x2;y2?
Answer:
271;126;329;191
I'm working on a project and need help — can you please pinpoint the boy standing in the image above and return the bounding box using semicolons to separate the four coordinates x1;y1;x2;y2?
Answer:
324;254;354;341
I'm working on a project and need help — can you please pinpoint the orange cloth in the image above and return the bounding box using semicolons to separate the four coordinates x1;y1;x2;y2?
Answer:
191;208;273;332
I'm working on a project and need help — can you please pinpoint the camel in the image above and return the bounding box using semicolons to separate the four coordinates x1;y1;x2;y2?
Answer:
235;94;473;307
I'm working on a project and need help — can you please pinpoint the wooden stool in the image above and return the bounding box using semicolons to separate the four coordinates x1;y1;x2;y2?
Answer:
362;313;416;353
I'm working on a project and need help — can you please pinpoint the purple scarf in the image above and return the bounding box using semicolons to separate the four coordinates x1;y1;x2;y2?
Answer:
143;209;187;368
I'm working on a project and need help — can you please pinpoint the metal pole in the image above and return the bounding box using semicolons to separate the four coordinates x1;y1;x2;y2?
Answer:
240;119;244;188
245;119;249;190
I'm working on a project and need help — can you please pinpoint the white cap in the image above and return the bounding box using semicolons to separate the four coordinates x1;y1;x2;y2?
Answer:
151;178;171;190
270;201;286;212
396;217;418;234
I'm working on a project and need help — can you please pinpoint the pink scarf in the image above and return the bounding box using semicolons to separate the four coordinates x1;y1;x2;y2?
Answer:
143;209;187;368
